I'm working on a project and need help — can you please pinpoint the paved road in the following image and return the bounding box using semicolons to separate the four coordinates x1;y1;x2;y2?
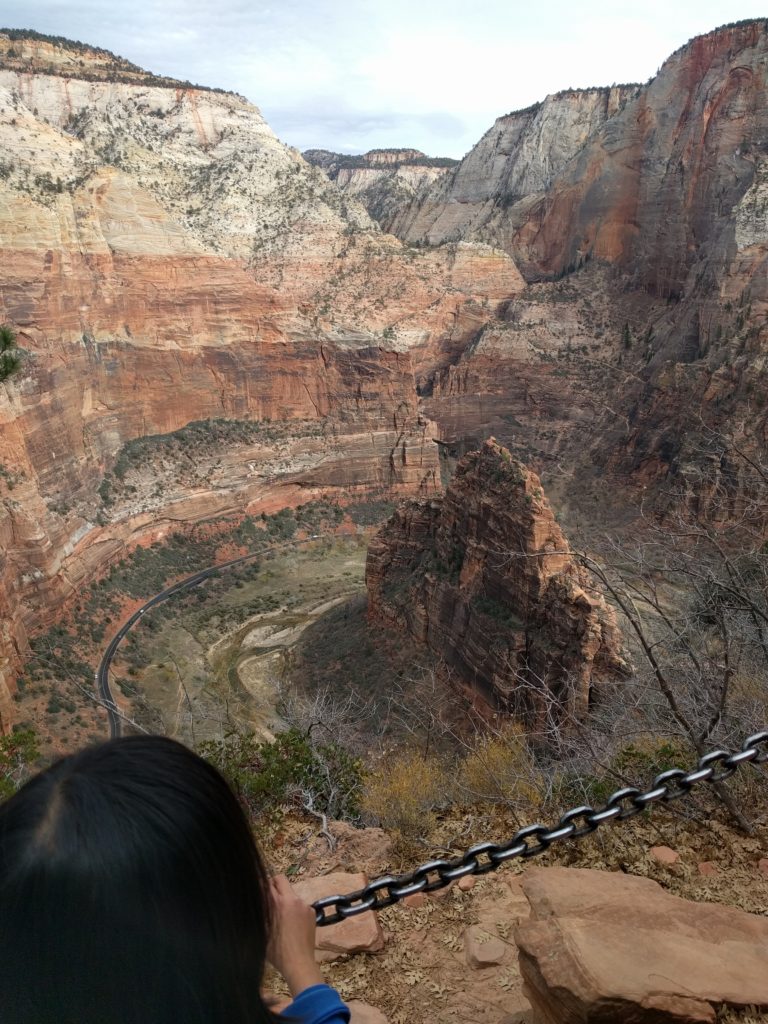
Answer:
95;535;321;738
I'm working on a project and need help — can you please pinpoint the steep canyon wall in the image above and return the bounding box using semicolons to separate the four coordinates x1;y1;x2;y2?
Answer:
0;34;522;709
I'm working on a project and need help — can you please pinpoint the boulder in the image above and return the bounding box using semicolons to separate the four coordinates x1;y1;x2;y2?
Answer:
302;822;393;877
403;892;426;909
649;845;679;866
292;872;385;960
697;861;718;877
515;867;768;1023
464;925;507;968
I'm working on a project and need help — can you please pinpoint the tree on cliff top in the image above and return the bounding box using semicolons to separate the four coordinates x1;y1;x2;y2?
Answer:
0;325;20;383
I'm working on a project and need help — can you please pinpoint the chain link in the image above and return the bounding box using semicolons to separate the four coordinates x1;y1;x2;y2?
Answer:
312;730;768;925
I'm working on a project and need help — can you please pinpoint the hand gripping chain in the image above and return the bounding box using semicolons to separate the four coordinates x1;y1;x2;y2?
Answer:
311;730;768;925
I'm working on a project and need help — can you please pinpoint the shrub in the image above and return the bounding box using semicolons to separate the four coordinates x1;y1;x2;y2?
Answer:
457;724;542;809
0;728;39;800
361;751;448;838
0;324;20;383
200;728;362;822
554;734;693;807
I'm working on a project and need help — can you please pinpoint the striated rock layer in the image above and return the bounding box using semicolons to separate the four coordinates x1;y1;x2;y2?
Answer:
4;22;768;724
390;86;639;249
392;22;768;524
304;148;456;233
366;439;625;725
0;34;523;713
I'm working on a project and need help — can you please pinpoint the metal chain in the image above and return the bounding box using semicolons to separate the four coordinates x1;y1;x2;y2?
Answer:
312;731;768;925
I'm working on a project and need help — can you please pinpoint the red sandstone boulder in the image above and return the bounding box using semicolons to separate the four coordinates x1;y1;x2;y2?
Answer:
302;822;393;877
292;872;385;960
649;845;680;866
697;861;718;877
464;924;507;968
515;867;768;1023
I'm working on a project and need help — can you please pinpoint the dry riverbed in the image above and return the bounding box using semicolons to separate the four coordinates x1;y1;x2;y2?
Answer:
118;538;368;745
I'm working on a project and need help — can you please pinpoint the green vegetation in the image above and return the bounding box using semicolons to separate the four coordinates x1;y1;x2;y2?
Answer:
0;325;20;383
344;498;395;526
20;500;346;708
0;728;39;800
0;28;235;94
0;462;23;490
0;27;143;64
200;727;363;823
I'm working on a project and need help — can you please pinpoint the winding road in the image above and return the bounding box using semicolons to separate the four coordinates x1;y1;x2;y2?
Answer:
96;536;321;738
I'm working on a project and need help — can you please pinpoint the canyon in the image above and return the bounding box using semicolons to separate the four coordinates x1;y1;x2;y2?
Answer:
1;21;767;735
0;32;520;714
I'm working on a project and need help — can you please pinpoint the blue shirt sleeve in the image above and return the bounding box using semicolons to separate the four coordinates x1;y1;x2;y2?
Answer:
280;983;351;1023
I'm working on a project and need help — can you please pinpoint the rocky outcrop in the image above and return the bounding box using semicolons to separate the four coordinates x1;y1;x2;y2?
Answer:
516;867;768;1022
389;87;638;248
510;22;768;293
366;439;625;724
392;22;768;298
304;149;456;231
291;872;385;960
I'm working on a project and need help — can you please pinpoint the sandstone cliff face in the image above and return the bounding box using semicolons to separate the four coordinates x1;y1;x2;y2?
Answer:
510;23;768;292
366;440;625;725
304;148;455;233
303;149;454;234
3;22;768;728
389;87;638;248
0;33;525;713
391;22;768;525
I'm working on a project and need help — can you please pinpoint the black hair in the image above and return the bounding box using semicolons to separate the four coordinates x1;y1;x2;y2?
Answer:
0;735;282;1024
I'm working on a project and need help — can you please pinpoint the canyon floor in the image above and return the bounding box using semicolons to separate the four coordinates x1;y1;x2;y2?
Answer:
123;537;369;745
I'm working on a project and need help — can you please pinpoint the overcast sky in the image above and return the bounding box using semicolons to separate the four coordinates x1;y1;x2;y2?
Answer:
3;1;766;157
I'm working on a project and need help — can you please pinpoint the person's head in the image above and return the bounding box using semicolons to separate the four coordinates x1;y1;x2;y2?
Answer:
0;735;281;1024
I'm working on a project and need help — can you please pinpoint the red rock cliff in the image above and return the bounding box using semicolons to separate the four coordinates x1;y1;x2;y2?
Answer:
366;440;626;727
0;33;523;716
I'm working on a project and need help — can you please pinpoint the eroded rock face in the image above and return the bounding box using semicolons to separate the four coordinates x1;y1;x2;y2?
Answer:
390;23;768;526
304;149;456;232
0;34;522;713
366;439;625;724
390;87;638;248
516;867;768;1022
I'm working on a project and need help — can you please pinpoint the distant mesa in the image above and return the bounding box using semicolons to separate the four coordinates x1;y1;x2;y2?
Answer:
0;27;234;94
303;148;458;173
304;148;458;233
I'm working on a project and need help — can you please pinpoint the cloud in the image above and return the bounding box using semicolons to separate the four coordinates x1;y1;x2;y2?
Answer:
3;0;767;155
